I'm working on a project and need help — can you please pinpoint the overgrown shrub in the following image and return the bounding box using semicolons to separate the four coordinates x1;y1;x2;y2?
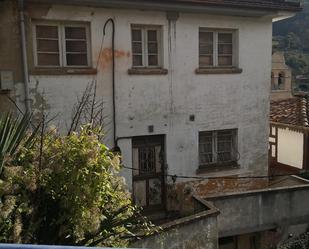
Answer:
278;233;309;249
0;125;155;246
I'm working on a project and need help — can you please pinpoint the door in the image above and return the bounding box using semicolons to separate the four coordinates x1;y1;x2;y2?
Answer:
132;135;165;212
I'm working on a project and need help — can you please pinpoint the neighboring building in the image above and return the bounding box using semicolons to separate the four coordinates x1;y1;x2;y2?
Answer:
269;96;309;174
271;51;293;100
1;0;309;249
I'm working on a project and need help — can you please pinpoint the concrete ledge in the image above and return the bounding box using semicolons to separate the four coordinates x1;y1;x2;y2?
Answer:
204;176;309;237
195;67;242;74
30;68;98;75
128;68;168;75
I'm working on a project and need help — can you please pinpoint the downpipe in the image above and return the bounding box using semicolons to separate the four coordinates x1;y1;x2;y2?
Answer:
18;0;31;114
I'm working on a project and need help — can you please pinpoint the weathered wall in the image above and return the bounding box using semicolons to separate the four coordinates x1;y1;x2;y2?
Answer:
0;0;23;113
132;215;218;249
277;127;304;169
207;184;309;238
167;178;268;215
20;4;272;191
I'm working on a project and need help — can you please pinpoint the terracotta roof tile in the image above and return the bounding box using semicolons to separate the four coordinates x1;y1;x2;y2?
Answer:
270;97;309;127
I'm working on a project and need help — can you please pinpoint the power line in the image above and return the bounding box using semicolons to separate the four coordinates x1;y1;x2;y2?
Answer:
121;165;307;181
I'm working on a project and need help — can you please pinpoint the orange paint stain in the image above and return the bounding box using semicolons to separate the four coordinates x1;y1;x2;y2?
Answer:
98;48;131;70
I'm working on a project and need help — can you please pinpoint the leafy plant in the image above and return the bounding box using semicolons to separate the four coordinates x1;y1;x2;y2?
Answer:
278;232;309;249
0;125;156;247
0;113;33;175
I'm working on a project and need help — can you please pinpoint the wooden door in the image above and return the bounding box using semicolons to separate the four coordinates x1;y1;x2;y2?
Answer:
132;135;165;212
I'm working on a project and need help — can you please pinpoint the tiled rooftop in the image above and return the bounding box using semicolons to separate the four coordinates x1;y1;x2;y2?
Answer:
270;96;309;127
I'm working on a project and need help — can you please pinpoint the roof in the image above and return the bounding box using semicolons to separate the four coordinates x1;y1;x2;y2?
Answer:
149;0;303;11
28;0;303;12
272;51;291;71
270;97;309;127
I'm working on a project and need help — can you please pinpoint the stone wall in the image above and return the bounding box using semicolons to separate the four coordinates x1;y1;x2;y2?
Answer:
132;211;219;249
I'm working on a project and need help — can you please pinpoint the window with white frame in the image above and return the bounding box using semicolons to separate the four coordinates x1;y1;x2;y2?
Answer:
33;22;91;67
131;25;162;68
199;28;237;68
199;129;238;167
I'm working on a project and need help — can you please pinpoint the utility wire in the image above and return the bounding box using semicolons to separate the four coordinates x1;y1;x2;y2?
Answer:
121;165;307;181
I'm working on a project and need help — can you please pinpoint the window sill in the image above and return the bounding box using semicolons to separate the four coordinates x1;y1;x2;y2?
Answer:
195;67;243;74
30;68;97;75
271;89;288;92
0;89;11;94
196;161;240;175
128;68;168;75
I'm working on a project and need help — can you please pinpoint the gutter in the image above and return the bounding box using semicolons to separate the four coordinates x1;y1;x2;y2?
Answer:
28;0;282;17
18;0;31;114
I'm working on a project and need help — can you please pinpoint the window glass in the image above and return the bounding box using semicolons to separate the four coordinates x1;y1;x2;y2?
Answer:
36;25;60;66
65;27;87;39
199;29;236;68
199;32;213;67
199;132;213;165
218;33;233;66
34;23;90;67
132;29;143;67
199;129;237;166
64;26;88;66
147;30;158;66
131;26;161;67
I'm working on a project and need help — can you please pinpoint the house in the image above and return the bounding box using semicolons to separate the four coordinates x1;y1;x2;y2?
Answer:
1;0;309;248
271;51;293;100
269;95;309;174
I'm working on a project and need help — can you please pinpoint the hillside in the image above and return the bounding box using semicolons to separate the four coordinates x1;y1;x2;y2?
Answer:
273;2;309;75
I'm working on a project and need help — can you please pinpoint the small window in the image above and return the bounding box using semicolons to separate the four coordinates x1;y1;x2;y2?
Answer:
271;72;276;90
199;28;237;68
33;22;91;67
131;25;162;68
199;129;238;167
278;72;285;90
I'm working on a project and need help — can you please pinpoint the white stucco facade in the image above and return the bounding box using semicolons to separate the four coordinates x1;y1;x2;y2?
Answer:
19;4;274;189
277;128;304;169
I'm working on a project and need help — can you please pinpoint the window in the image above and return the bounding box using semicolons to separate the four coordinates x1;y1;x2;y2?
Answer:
131;25;162;68
33;22;91;67
278;72;285;90
271;72;276;90
199;28;237;68
199;129;238;167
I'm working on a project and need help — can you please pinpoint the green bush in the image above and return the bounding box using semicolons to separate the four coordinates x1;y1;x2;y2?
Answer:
0;125;155;246
278;233;309;249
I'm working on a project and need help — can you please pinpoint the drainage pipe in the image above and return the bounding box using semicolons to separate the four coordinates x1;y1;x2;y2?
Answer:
18;0;31;114
103;18;118;150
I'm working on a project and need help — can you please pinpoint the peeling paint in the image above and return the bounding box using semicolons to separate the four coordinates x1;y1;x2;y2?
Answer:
29;79;51;123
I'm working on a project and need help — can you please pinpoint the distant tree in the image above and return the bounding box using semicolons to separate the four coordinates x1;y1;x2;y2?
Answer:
284;32;302;50
285;54;307;75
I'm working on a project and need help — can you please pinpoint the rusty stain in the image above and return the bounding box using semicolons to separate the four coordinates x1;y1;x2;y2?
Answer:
99;48;130;70
167;178;268;215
